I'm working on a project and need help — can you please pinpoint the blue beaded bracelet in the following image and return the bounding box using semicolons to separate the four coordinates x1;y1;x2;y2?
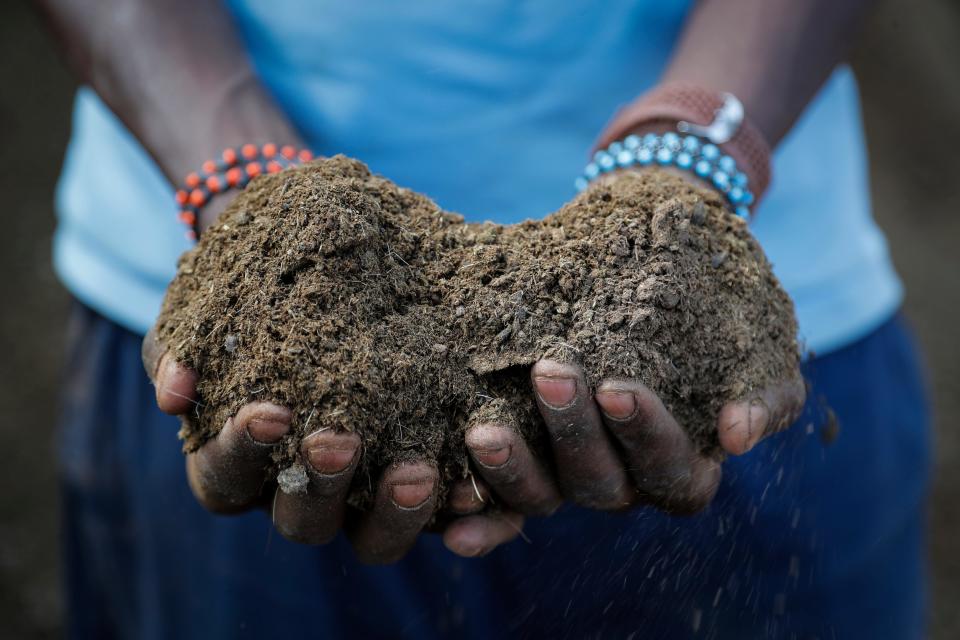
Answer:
575;132;754;219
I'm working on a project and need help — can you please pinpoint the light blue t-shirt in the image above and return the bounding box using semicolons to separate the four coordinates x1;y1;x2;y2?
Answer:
54;0;901;355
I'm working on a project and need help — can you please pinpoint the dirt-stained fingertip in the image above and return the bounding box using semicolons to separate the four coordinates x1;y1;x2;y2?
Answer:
442;511;526;558
349;461;440;564
465;424;515;469
233;402;292;444
302;430;361;476
154;354;200;415
446;476;490;515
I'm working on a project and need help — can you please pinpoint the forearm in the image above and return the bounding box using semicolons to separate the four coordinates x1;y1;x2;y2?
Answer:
35;0;300;184
662;0;877;148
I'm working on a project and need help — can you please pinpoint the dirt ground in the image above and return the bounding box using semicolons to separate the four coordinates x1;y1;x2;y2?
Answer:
0;0;957;637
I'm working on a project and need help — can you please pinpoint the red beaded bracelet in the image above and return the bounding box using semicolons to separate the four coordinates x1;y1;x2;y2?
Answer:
174;143;314;240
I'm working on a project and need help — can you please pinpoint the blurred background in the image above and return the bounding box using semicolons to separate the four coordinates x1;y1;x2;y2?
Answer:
0;0;957;637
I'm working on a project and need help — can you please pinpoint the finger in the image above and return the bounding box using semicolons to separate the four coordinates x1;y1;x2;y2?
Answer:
717;375;807;456
143;326;200;415
465;423;562;516
446;476;492;516
595;380;721;515
272;430;362;544
348;461;438;564
186;402;291;513
531;360;635;510
153;353;200;415
442;511;526;558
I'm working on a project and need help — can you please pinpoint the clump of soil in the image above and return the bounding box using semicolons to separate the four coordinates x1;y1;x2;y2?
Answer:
156;156;799;507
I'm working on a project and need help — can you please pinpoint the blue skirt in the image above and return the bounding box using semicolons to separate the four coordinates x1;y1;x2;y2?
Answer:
59;304;931;639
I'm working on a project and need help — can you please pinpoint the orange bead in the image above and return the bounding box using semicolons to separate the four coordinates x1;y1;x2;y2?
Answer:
241;143;258;160
178;210;197;226
206;175;222;192
245;162;262;178
262;143;277;158
185;172;201;188
267;160;283;173
202;160;217;174
281;145;296;160
225;167;243;186
222;148;238;165
189;189;207;207
175;190;188;205
298;149;313;162
185;229;197;241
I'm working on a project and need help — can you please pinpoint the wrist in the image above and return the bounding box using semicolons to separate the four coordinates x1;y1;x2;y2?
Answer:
150;73;304;185
175;143;314;238
594;83;772;207
579;131;756;218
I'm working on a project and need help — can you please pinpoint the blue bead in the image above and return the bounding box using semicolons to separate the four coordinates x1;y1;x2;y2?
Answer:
676;151;693;169
718;155;736;174
735;205;750;219
575;177;589;191
732;171;748;188
608;141;623;155
662;131;681;150
598;152;616;171
742;191;755;206
702;143;720;161
682;135;701;153
656;147;674;165
593;150;607;163
585;162;600;179
643;133;659;147
623;134;641;150
616;150;634;167
728;186;745;204
712;171;731;191
694;160;712;178
636;148;654;165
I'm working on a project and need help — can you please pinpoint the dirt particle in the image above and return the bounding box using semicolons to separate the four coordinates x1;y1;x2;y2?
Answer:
277;463;309;495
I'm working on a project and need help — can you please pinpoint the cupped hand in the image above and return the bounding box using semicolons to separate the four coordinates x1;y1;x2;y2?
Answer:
464;359;806;518
141;327;524;563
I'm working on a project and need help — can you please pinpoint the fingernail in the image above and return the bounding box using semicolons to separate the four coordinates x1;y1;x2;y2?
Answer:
155;356;199;411
473;445;511;468
596;391;636;420
247;417;290;443
534;377;576;408
391;481;434;509
154;352;171;384
304;442;357;474
466;426;512;468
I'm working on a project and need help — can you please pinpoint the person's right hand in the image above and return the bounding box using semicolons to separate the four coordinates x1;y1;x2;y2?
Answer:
142;328;526;563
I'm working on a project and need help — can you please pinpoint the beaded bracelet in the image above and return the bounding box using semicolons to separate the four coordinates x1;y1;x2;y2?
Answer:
575;132;755;220
175;143;314;240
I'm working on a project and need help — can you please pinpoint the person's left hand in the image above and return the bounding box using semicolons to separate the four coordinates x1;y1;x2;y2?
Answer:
442;359;805;556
